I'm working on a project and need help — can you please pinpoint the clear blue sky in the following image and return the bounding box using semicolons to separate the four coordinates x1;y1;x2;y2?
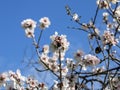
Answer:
0;0;96;75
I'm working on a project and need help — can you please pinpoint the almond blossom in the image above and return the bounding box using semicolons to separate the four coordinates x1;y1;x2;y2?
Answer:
42;45;49;54
102;30;118;46
16;1;120;89
74;50;84;62
0;72;8;86
66;58;75;70
72;13;79;21
50;32;70;53
110;77;120;89
40;53;49;64
97;0;110;9
0;70;48;90
21;19;36;30
61;66;68;77
83;54;100;66
24;28;35;38
49;62;59;72
92;66;105;73
21;19;36;38
103;12;109;23
115;5;120;17
39;17;51;29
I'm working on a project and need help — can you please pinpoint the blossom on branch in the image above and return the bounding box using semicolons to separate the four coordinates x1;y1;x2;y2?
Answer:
111;77;120;89
83;54;100;66
115;6;120;18
74;50;84;63
21;19;36;38
39;17;51;29
103;12;109;23
17;1;120;90
72;13;79;21
0;70;48;90
92;66;105;73
102;30;118;46
50;32;70;53
21;19;36;30
42;45;49;54
40;53;49;64
97;0;110;9
0;72;8;86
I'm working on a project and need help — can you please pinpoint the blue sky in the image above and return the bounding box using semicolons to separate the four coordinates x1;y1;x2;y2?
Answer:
0;0;96;75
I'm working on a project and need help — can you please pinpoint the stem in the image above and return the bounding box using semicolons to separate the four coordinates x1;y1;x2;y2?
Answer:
37;30;43;46
91;81;94;90
78;66;120;78
93;4;99;24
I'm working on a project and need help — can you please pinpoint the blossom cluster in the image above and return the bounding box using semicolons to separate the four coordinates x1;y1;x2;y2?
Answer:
39;46;101;89
40;32;70;76
50;32;70;53
21;19;36;38
6;0;120;89
53;76;78;90
97;0;109;9
0;70;47;90
111;77;120;89
74;50;100;70
20;14;120;89
97;0;119;9
21;17;51;38
102;30;118;46
64;0;120;89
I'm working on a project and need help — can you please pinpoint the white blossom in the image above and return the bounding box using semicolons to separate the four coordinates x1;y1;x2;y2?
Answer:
102;30;118;46
115;6;120;17
40;54;49;64
0;70;48;90
92;66;105;73
25;28;35;38
81;23;89;30
97;0;109;9
103;12;109;17
66;58;75;69
21;19;36;38
50;32;70;53
49;62;59;72
21;19;36;30
39;17;51;29
82;65;87;71
107;23;114;30
84;54;100;66
53;52;65;61
74;50;84;63
42;45;49;54
0;72;8;86
103;12;109;22
29;79;38;88
61;66;68;77
72;13;79;21
62;78;69;88
94;28;100;35
111;77;120;88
